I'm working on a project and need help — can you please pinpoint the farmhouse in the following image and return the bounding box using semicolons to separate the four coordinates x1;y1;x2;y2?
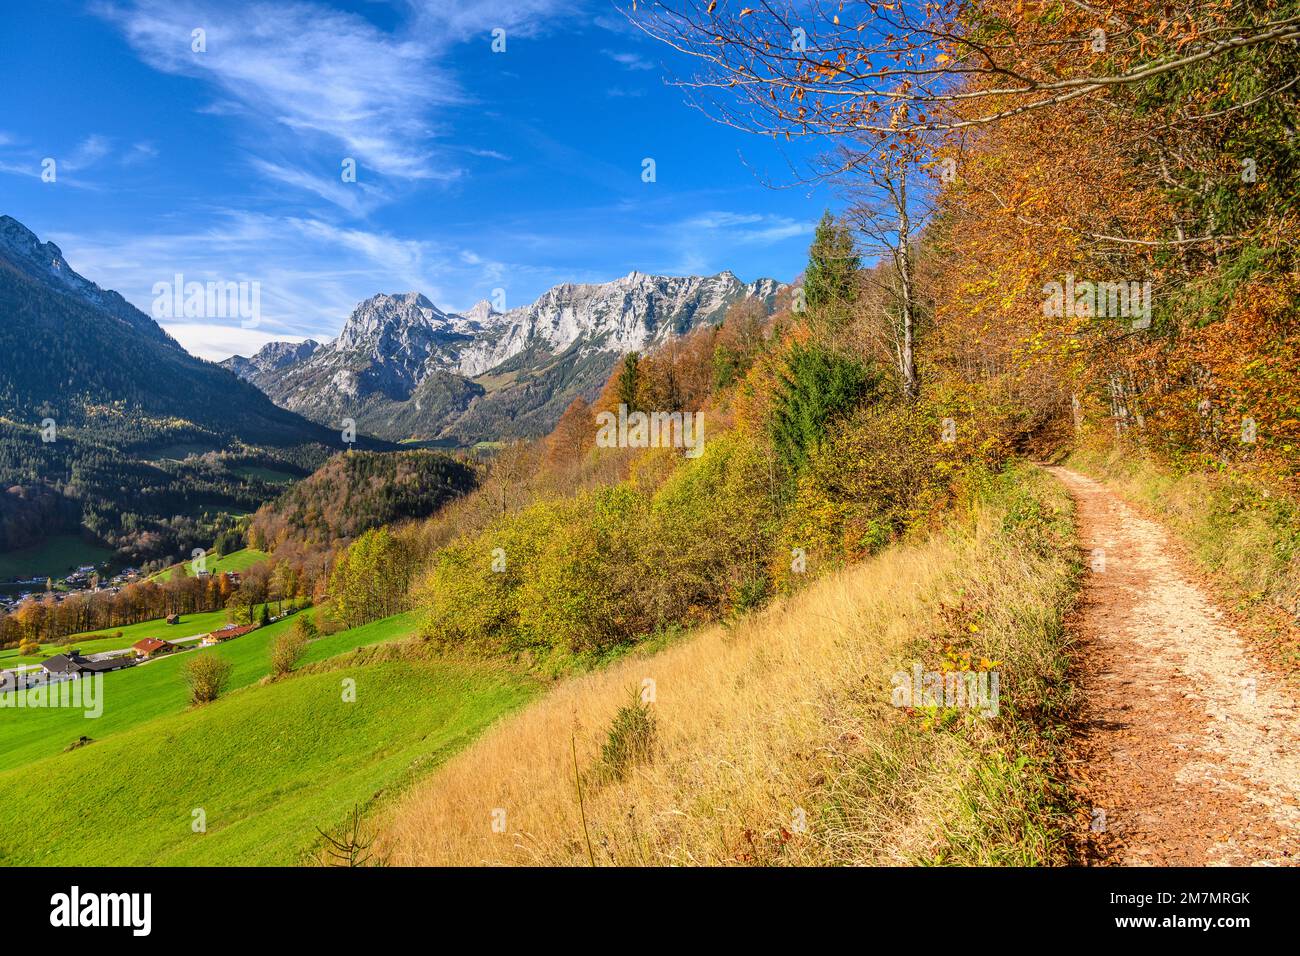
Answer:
41;652;136;676
201;623;257;646
132;637;176;658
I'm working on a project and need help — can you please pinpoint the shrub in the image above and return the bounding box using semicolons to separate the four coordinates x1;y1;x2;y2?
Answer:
293;614;319;642
328;527;417;628
183;654;233;705
600;689;657;782
778;401;956;577
515;487;650;655
642;432;778;622
270;629;308;678
419;499;567;651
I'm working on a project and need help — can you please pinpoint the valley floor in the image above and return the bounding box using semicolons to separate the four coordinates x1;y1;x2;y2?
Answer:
1051;467;1300;865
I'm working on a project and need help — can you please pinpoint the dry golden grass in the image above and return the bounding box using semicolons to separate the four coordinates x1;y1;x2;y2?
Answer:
378;467;1078;866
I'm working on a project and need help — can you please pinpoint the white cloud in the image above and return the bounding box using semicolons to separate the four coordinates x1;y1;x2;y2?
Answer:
464;147;511;161
97;1;458;182
123;142;159;165
248;159;400;218
687;212;765;229
0;134;113;186
96;0;571;210
602;49;653;70
408;0;579;39
683;211;812;244
62;135;112;172
163;323;312;362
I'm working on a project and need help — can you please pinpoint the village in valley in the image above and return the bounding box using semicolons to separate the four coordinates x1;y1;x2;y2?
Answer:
0;559;271;693
0;560;142;616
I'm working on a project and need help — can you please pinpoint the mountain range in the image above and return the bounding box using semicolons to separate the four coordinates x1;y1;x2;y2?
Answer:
223;271;785;443
0;210;782;559
0;215;352;558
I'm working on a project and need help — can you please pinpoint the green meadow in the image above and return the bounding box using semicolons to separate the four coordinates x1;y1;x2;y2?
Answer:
149;547;270;581
0;610;534;865
0;535;112;581
0;610;418;769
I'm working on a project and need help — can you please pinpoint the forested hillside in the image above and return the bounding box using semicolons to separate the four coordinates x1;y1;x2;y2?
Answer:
249;450;478;555
0;216;363;560
346;0;1296;864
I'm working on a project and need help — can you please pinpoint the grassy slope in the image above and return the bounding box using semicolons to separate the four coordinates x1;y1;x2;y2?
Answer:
230;464;297;484
150;547;270;582
0;611;419;770
0;653;533;865
0;535;112;580
378;465;1081;866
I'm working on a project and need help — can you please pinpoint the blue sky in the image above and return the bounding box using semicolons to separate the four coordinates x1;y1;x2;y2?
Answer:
0;0;833;359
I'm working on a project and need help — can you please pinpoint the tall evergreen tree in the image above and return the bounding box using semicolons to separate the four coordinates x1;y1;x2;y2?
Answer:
803;211;860;328
616;352;642;411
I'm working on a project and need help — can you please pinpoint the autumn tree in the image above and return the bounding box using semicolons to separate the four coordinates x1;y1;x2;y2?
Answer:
328;527;414;628
839;144;936;399
632;2;1299;137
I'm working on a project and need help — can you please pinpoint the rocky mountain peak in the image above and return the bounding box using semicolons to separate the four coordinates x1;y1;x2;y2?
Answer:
0;214;173;344
220;339;321;382
334;291;450;351
461;299;499;324
220;268;786;445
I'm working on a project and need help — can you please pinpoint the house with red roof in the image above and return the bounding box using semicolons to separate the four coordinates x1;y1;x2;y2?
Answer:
132;637;176;658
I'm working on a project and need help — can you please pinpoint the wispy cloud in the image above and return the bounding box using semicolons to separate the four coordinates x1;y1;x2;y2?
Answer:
0;133;114;187
683;211;812;244
408;0;579;39
46;210;565;358
98;1;456;180
122;142;159;166
464;147;512;161
161;323;313;362
602;49;653;71
248;158;396;218
95;0;570;212
63;135;113;173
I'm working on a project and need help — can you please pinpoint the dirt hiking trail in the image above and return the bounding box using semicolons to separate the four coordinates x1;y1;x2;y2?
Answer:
1047;466;1300;866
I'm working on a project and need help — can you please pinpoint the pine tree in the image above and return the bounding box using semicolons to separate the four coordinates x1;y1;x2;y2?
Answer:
616;352;641;411
803;211;860;328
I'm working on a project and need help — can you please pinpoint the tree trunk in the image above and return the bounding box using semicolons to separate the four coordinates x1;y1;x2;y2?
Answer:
896;173;919;399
